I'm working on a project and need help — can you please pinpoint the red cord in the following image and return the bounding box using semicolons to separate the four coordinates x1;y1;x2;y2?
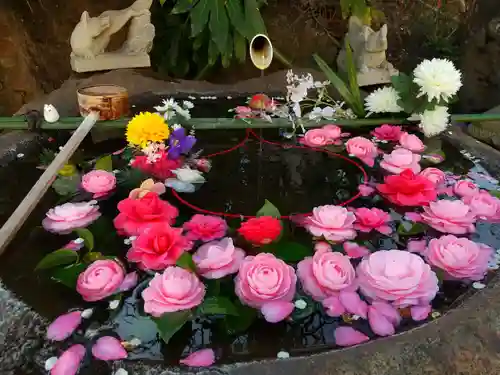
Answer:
170;129;368;220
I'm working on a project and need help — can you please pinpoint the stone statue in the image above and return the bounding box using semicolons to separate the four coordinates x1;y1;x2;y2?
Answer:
337;16;398;86
70;0;155;73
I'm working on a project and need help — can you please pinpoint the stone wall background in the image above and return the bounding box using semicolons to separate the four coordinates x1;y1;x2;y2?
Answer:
0;0;498;115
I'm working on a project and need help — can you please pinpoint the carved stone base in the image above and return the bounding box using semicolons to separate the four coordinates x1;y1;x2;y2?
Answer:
70;52;150;73
356;63;398;87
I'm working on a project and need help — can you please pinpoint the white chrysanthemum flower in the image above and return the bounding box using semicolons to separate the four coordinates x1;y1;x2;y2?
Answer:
364;87;403;113
414;105;450;137
413;58;462;103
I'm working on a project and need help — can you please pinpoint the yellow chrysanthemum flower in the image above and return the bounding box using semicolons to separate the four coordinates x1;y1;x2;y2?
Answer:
126;112;170;148
58;163;77;176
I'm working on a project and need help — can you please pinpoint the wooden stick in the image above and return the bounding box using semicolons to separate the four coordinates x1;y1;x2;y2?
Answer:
0;112;100;256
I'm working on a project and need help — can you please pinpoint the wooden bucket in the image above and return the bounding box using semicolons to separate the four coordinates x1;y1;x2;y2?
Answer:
77;85;129;120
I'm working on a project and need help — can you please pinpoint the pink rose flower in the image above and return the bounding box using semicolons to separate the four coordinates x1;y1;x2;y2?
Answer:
322;124;343;140
301;128;331;147
462;190;500;221
183;215;227;242
380;149;421;174
127;223;191;270
76;260;125;302
303;205;357;242
42;201;101;234
131;151;182;180
453;180;479;198
377;169;437;206
193;237;245;279
346;137;378;167
419;167;445;187
398;132;425;153
114;192;178;236
235;253;296;308
357;250;439;307
297;248;356;301
371;124;402;141
353;207;392;235
142;266;205;317
81;170;116;198
420;200;476;234
425;235;493;281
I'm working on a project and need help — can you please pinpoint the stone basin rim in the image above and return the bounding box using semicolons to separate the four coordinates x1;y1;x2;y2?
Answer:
1;126;500;375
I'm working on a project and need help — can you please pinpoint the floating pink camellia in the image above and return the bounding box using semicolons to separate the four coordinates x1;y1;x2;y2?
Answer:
76;260;125;302
453;180;479;198
42;201;101;234
345;136;378;167
380;148;421;174
47;311;82;341
377;169;437;207
179;348;216;367
371;124;402;142
92;336;128;361
353;207;392;235
425;235;492;280
357;250;439;307
260;301;295;323
51;344;86;375
462;190;500;222
183;214;228;242
398;132;425;153
302;205;356;242
300;128;333;147
343;242;370;258
81;170;117;198
420;200;476;234
420;167;446;187
192;237;245;279
334;327;370;347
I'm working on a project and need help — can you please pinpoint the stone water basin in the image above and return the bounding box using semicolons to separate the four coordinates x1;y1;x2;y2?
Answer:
1;95;500;375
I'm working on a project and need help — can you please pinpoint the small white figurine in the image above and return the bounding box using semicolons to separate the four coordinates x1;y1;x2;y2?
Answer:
43;104;60;123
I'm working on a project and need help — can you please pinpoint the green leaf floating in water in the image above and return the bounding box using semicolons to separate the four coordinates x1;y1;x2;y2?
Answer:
176;252;196;272
74;228;94;251
52;174;81;196
35;249;79;270
153;310;192;344
94;155;113;172
397;222;426;236
256;199;281;218
268;241;313;262
197;296;239;316
51;263;87;288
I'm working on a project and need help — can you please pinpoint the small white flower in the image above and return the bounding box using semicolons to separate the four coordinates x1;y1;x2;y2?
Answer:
227;96;232;99
308;107;322;120
415;106;450;137
277;351;290;359
74;238;84;244
294;299;307;310
81;308;93;319
124;238;131;245
188;95;196;100
16;153;24;158
154;98;176;112
431;311;441;319
109;300;120;310
472;282;486;289
322;106;335;118
172;167;205;184
364;86;403;113
114;369;129;375
182;100;194;109
113;169;120;174
352;314;361;320
45;356;58;371
130;236;137;241
413;58;462;103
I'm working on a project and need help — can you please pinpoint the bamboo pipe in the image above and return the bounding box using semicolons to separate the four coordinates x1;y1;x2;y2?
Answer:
249;34;273;71
0;112;100;256
0;113;500;130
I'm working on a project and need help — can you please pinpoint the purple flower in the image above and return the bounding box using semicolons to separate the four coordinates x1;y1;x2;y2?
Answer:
168;128;196;160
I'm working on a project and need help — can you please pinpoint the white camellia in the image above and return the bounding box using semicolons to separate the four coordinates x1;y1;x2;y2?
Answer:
413;58;462;103
364;87;403;114
172;167;206;183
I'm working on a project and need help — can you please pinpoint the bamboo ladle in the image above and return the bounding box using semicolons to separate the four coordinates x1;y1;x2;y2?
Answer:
0;111;100;255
